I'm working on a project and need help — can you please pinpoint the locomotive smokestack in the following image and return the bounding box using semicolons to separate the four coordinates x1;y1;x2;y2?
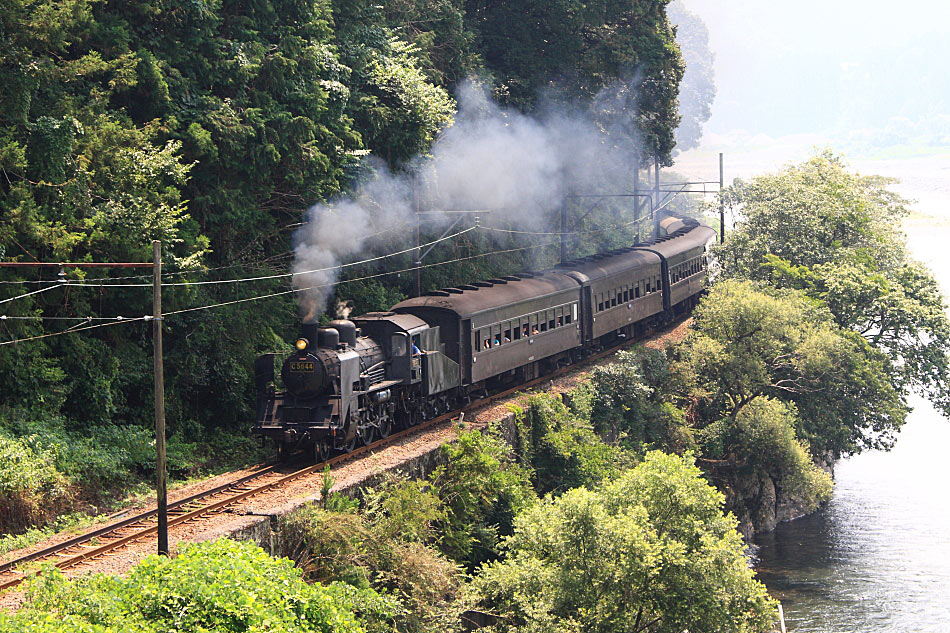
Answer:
300;322;320;349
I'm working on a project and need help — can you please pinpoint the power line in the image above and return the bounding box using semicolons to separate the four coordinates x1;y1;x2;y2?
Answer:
0;315;136;322
0;284;61;306
0;316;149;347
162;240;559;318
28;226;478;289
0;241;557;344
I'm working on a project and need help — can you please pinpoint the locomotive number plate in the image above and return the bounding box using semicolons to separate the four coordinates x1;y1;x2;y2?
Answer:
289;361;315;372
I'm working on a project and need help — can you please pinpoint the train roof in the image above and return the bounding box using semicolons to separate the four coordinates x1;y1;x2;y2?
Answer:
391;218;715;319
639;222;717;260
555;220;714;279
555;247;660;282
391;271;579;319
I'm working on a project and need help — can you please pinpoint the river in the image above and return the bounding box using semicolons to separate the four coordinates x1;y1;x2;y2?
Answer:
746;154;950;632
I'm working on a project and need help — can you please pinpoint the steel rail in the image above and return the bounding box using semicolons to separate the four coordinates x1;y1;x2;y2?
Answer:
0;319;681;592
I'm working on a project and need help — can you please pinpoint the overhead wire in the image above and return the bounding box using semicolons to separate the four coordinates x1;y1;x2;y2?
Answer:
26;226;478;289
0;199;686;344
162;240;559;318
0;284;62;306
0;317;149;347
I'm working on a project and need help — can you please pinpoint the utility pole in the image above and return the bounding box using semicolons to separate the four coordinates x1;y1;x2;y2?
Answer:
0;256;164;553
152;241;168;556
559;202;568;264
653;154;661;215
719;152;725;244
632;156;640;244
413;175;422;297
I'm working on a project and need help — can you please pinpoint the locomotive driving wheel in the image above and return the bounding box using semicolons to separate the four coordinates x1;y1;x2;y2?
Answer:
313;439;331;463
358;422;376;447
378;412;392;439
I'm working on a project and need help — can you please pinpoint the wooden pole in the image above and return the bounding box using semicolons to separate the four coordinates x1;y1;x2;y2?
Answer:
152;240;168;556
632;157;640;244
719;152;725;244
413;176;422;297
559;203;568;264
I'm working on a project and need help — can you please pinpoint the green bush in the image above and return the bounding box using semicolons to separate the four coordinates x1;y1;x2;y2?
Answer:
0;434;73;534
430;431;534;569
281;505;467;633
513;394;632;495
1;539;397;633
472;452;778;633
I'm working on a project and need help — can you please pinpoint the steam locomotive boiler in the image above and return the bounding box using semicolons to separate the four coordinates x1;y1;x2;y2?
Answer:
254;314;461;461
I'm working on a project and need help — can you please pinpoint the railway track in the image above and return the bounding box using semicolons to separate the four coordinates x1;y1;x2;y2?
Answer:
0;322;680;593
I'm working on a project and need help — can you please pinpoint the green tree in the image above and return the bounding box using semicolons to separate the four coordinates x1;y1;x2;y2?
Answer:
473;451;777;633
430;430;534;568
672;280;906;458
463;0;684;165
719;152;950;418
668;0;716;152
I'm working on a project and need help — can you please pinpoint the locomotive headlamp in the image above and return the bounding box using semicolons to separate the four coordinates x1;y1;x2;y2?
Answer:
295;338;309;351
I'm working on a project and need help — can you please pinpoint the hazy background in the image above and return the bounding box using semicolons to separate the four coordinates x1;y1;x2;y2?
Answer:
673;0;950;197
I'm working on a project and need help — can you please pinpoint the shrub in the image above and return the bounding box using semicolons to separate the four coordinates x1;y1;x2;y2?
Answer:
0;539;397;633
280;505;467;633
0;434;73;534
430;431;534;569
472;452;778;633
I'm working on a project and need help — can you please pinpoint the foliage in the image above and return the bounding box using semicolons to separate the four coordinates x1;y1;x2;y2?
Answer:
719;151;950;422
472;452;777;633
463;0;684;165
430;430;534;569
672;280;906;458
586;348;692;452
282;498;467;633
0;433;72;534
363;475;448;544
513;394;633;495
0;539;397;633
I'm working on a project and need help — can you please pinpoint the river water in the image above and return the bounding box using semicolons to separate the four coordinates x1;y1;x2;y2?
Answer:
749;154;950;632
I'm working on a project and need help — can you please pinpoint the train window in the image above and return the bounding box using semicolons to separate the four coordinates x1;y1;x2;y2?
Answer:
491;324;501;347
474;330;482;351
547;309;555;330
392;334;407;356
598;293;605;312
565;305;573;324
623;287;629;302
504;324;512;343
556;306;564;327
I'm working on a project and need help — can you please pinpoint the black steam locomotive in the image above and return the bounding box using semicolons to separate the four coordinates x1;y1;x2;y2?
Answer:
253;213;716;461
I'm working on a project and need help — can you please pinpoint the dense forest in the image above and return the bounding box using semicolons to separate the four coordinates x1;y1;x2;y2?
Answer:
0;0;700;529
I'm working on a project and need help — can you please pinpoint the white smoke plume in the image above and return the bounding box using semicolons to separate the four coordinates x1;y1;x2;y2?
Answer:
292;78;644;321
